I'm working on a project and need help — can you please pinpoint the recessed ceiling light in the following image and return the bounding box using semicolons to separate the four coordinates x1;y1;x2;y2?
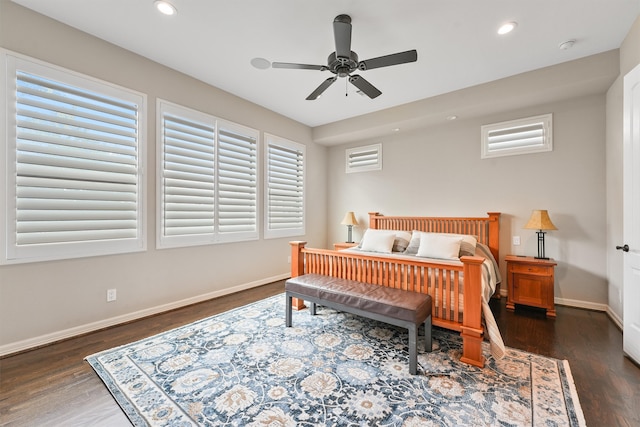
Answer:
250;57;271;70
392;128;400;132
446;115;458;121
498;21;517;35
154;0;177;16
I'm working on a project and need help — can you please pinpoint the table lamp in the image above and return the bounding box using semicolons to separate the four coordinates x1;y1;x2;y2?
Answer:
341;211;358;243
524;210;557;259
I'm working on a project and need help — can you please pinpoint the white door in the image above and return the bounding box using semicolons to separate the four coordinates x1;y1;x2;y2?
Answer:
622;64;640;364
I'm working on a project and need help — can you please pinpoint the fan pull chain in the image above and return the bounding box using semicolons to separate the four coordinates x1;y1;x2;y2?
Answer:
345;78;348;96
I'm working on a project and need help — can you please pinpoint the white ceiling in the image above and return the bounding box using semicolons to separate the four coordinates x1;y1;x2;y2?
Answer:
12;0;640;128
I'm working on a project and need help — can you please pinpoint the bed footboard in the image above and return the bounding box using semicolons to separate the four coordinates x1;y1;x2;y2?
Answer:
289;241;486;367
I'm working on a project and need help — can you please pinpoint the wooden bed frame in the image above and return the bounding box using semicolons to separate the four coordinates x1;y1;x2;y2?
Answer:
289;212;501;367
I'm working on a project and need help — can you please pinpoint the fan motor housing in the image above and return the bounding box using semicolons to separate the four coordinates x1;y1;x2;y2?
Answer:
327;51;358;77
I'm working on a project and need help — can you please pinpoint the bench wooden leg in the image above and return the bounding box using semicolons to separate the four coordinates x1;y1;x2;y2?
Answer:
424;314;432;352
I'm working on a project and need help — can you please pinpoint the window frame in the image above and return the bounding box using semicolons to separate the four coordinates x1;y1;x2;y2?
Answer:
1;50;147;265
156;99;259;249
264;133;305;239
481;113;553;159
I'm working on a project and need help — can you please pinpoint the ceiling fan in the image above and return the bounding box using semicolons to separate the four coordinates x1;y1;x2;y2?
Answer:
272;14;417;100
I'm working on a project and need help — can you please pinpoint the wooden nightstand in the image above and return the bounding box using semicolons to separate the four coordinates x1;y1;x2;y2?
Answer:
334;242;358;250
505;255;557;318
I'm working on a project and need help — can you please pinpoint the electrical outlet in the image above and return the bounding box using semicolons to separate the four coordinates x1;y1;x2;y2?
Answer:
512;236;521;246
287;255;291;264
107;288;117;302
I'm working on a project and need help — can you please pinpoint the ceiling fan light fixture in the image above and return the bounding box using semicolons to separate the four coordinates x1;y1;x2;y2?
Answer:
250;57;271;70
154;0;177;16
498;21;517;35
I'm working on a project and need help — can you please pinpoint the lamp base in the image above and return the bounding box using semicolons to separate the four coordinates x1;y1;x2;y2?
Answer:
535;230;548;260
346;225;353;244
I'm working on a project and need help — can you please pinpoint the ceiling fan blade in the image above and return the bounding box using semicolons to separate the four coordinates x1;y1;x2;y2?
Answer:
349;75;382;99
306;77;338;100
358;49;418;71
333;14;352;58
272;62;326;71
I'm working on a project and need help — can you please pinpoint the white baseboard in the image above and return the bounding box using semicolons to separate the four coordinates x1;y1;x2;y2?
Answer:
499;290;609;312
606;307;624;330
554;297;608;312
0;273;289;357
555;298;623;330
499;289;622;327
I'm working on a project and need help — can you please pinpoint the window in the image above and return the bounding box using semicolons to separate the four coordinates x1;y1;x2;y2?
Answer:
1;51;146;264
481;114;553;159
264;134;305;239
157;100;258;248
346;143;382;173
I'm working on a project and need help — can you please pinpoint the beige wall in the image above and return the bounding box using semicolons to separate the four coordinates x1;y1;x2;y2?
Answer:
327;93;609;306
0;2;328;353
606;15;640;324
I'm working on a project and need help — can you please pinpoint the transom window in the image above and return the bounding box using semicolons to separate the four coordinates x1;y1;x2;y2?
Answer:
481;114;553;159
346;143;382;173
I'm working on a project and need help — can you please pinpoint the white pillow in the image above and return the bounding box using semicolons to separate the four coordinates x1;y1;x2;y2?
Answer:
358;229;396;253
416;233;463;260
405;231;477;257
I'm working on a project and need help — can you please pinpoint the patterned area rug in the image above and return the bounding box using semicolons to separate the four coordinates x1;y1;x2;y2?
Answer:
86;294;585;426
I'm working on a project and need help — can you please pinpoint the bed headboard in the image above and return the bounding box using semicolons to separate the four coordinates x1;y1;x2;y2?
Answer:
368;212;501;262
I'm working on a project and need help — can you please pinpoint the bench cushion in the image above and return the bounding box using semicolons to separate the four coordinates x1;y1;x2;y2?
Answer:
285;274;432;324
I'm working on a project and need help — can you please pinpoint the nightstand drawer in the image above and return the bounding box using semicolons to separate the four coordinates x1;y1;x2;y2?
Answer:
509;264;550;275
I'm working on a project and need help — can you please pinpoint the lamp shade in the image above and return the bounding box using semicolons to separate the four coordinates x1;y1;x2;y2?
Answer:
524;210;557;231
341;211;358;226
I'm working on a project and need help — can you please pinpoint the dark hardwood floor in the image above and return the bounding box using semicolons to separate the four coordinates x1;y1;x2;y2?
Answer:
1;281;639;426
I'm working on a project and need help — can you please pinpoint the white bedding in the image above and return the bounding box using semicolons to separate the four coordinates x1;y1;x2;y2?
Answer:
337;244;506;360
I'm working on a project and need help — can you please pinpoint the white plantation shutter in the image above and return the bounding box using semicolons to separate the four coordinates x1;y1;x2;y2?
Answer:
265;135;305;239
157;101;258;248
346;143;382;173
161;113;215;240
481;114;552;158
2;53;146;264
486;124;545;150
217;124;257;237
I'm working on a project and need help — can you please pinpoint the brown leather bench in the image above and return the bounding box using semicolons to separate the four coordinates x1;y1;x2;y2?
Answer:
285;273;432;375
